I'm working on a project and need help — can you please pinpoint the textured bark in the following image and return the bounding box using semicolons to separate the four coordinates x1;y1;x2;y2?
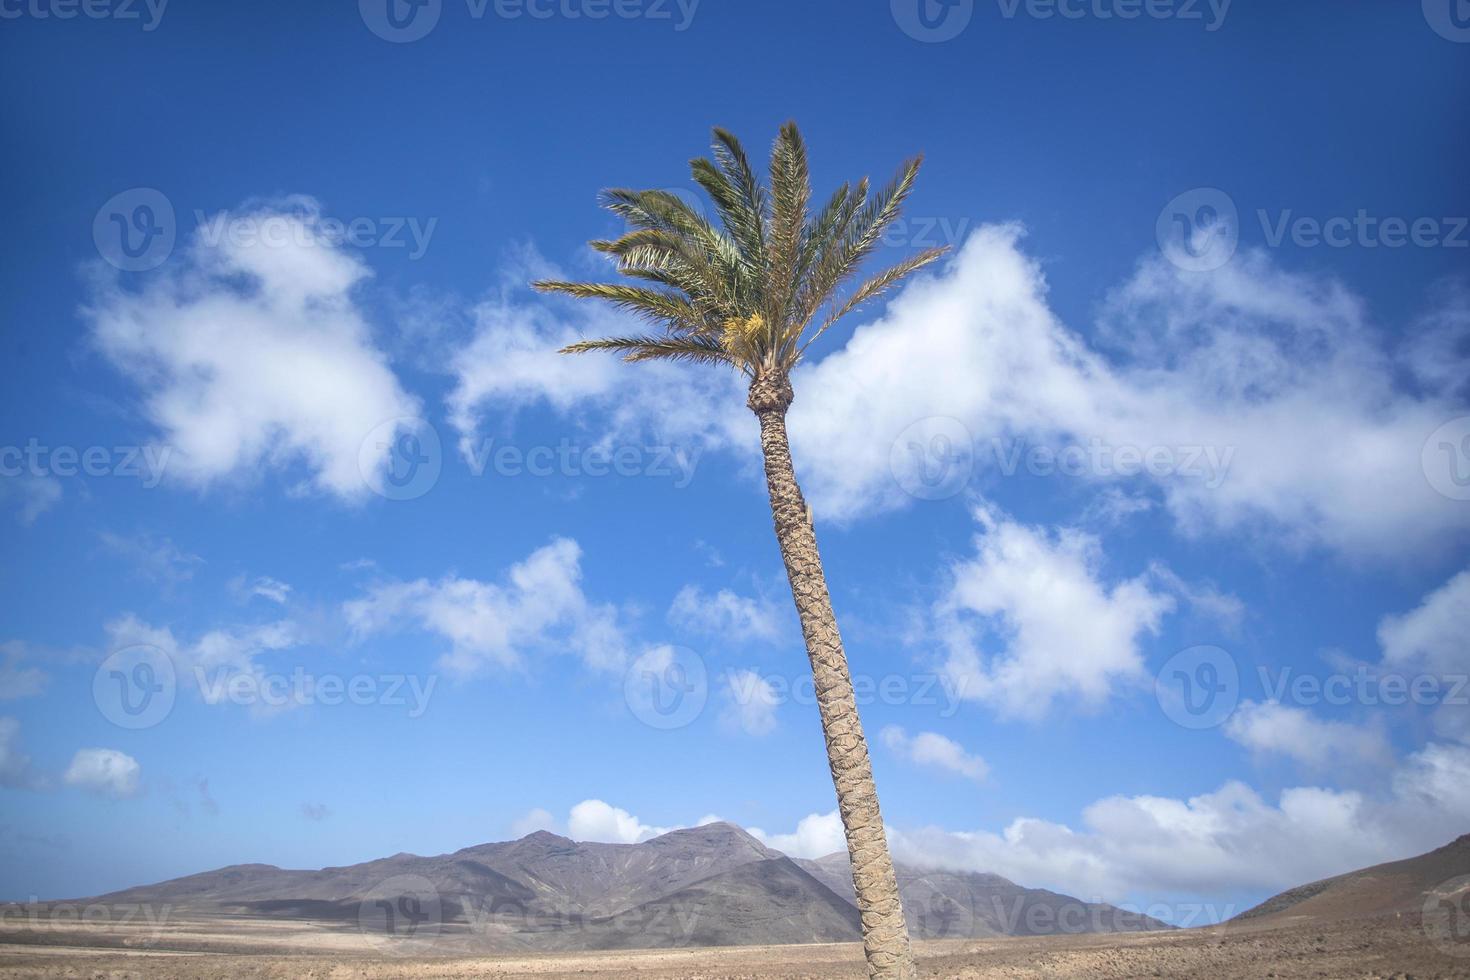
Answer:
748;375;916;980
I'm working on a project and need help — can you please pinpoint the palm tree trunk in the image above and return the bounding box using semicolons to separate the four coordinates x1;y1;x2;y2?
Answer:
747;376;916;980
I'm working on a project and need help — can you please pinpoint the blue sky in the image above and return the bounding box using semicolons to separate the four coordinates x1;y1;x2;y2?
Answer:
1;0;1468;925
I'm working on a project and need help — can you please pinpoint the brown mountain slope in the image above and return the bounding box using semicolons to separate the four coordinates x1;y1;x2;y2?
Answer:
1236;833;1470;924
798;853;1171;937
561;857;863;950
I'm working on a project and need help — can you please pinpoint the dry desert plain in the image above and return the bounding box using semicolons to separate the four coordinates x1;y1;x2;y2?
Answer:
0;909;1466;979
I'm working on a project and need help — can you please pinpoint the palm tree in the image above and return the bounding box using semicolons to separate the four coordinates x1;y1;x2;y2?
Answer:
534;123;946;980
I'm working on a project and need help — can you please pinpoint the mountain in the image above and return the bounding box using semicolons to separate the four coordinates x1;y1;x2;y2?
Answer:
798;852;1170;937
78;822;1164;951
1235;833;1470;924
569;857;862;950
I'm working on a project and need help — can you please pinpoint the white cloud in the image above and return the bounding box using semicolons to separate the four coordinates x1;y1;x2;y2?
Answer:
719;669;780;736
1146;563;1245;629
567;799;676;844
881;725;989;782
344;537;626;675
445;260;750;465
255;578;292;603
64;748;141;799
103;613;303;715
84;198;420;499
938;505;1174;718
0;717;37;788
747;742;1470;905
99;531;203;586
1081;486;1155;526
0;475;61;525
1375;569;1470;745
468;229;1470;558
903;743;1470;904
1400;279;1470;401
669;586;781;642
1223;700;1391;768
749;811;847;860
791;229;1470;555
0;643;48;700
230;575;293;604
1378;569;1469;678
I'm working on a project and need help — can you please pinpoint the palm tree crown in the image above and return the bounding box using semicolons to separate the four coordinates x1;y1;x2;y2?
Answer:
533;122;947;384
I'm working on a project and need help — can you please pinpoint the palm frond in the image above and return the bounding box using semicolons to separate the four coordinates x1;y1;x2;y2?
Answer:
559;334;738;369
798;158;923;326
765;122;811;356
544;125;945;386
695;128;768;269
801;246;948;354
532;280;703;330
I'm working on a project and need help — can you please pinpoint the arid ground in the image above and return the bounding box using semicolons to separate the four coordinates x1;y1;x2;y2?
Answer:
1;909;1465;979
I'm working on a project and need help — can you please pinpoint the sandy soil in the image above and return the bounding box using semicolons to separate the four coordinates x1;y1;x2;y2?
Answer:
0;910;1465;978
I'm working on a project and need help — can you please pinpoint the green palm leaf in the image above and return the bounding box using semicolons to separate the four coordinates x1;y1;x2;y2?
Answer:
543;124;947;381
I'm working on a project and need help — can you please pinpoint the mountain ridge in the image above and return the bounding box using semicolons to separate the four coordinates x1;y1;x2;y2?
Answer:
1235;833;1470;924
71;820;1167;950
